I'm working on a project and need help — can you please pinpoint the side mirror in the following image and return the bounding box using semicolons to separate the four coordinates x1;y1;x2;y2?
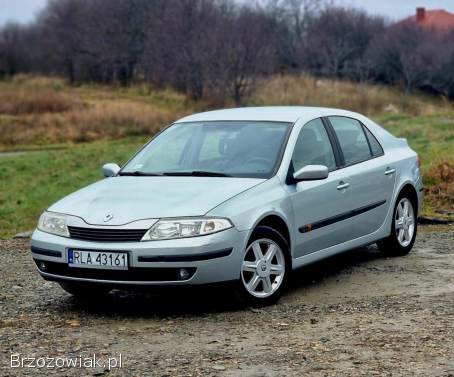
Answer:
293;165;329;181
102;163;120;177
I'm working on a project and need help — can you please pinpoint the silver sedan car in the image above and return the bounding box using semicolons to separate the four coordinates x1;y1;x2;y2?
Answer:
31;107;423;306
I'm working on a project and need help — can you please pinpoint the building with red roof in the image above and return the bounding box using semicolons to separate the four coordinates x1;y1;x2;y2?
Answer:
399;7;454;31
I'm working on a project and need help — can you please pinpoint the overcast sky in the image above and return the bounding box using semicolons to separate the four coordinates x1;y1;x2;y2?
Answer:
1;0;454;25
0;0;46;25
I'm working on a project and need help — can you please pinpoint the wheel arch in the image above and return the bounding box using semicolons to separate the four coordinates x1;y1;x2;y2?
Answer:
395;182;419;216
251;213;291;254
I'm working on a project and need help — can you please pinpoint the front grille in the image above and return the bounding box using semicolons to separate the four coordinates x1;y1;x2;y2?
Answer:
35;260;196;282
68;226;147;242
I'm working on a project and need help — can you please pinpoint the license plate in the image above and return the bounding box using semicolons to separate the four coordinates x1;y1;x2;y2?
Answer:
68;249;128;270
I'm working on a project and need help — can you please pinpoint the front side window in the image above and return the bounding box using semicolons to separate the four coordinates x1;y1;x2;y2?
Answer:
291;118;337;172
121;121;291;179
329;116;371;165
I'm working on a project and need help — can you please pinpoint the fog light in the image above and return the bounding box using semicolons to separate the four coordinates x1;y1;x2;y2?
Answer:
39;261;46;271
178;268;190;280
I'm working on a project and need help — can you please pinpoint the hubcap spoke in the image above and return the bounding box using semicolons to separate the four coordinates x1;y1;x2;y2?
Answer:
403;201;409;216
248;274;260;291
262;276;272;293
270;264;283;274
396;219;404;229
404;228;410;241
252;243;263;260
265;244;276;263
242;261;257;273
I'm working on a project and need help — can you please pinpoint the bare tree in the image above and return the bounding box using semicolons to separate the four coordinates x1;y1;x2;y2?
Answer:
257;0;323;70
0;23;29;77
141;0;221;99
367;24;439;93
82;0;158;85
2;0;454;101
302;7;384;78
430;30;454;98
207;5;276;104
38;0;91;82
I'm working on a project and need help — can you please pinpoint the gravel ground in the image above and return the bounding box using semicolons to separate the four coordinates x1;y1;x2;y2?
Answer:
1;227;453;376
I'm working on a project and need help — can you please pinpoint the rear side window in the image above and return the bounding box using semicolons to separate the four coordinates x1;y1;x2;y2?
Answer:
292;118;337;171
329;116;371;165
363;126;384;157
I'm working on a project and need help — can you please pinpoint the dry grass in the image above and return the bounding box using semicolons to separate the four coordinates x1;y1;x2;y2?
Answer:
1;74;452;149
252;75;452;116
425;162;454;215
0;89;84;115
0;76;195;148
0;102;181;145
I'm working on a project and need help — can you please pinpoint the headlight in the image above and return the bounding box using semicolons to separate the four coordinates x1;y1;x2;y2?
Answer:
38;212;69;237
141;217;233;241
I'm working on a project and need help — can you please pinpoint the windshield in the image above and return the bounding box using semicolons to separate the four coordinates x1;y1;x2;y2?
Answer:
121;121;292;179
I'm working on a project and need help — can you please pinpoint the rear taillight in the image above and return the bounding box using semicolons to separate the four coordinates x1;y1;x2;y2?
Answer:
417;156;421;168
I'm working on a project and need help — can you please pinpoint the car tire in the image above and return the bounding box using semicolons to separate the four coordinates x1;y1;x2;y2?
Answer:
377;193;417;256
59;282;111;300
234;226;290;307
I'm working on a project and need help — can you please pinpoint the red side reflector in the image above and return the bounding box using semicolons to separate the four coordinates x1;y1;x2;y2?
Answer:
299;224;313;233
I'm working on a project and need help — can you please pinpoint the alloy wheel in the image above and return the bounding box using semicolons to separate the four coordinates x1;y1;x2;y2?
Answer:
395;198;415;247
241;238;286;298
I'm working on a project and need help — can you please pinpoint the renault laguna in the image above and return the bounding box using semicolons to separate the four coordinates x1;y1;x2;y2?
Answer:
31;107;423;306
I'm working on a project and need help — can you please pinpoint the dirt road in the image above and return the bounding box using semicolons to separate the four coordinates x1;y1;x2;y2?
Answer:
1;227;453;376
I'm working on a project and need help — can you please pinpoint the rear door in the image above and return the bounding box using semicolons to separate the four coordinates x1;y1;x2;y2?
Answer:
327;116;396;238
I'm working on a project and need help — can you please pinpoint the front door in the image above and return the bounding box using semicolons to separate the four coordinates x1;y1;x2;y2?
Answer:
285;118;357;257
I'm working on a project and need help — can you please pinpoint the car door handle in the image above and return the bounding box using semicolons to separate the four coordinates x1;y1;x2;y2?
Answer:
337;181;350;190
385;168;396;176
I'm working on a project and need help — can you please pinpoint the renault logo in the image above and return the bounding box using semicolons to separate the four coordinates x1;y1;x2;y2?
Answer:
103;214;114;222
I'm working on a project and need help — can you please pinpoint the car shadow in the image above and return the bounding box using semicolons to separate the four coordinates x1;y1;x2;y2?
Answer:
287;244;384;292
52;284;244;317
49;245;385;317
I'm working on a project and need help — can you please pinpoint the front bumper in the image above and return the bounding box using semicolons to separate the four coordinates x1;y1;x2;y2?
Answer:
31;228;249;286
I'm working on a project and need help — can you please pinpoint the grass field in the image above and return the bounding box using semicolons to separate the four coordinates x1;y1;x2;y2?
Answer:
0;138;147;238
0;75;453;238
0;75;198;149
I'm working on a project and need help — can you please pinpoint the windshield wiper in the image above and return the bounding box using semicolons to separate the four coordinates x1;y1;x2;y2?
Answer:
162;171;232;177
118;171;163;176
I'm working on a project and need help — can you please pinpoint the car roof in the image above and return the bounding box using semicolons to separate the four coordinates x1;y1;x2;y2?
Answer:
175;106;364;124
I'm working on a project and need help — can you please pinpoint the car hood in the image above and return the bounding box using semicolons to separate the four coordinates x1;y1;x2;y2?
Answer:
48;176;264;226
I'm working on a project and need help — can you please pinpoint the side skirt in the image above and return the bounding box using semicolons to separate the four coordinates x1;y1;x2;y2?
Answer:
292;229;386;270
